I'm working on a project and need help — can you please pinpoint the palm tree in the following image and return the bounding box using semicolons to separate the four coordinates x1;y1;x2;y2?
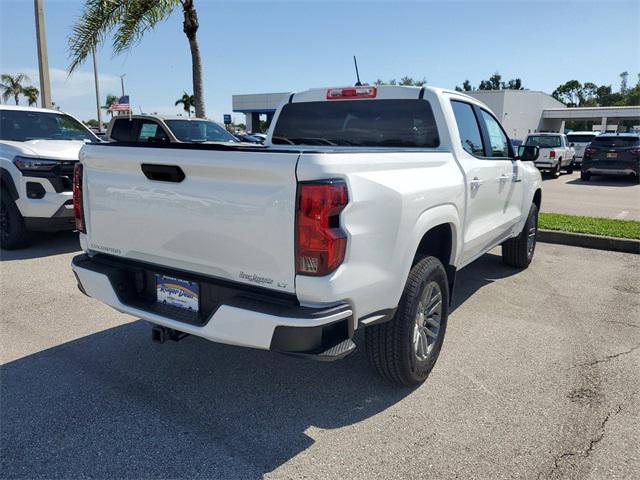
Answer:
103;94;119;117
22;86;40;107
0;73;30;105
175;91;195;117
68;0;206;118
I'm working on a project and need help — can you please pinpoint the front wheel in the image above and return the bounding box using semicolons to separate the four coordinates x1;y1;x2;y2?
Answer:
502;203;538;268
366;256;449;386
0;190;30;250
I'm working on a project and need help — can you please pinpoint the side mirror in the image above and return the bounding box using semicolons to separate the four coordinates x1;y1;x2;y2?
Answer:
570;142;575;147
518;145;539;162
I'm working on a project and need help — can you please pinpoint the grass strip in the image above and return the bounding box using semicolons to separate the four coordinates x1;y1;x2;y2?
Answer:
539;212;640;240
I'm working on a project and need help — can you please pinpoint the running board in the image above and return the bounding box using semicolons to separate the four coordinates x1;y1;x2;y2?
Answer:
281;338;357;362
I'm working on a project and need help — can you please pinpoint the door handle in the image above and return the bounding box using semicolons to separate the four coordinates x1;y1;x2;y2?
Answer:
470;177;483;190
141;164;185;183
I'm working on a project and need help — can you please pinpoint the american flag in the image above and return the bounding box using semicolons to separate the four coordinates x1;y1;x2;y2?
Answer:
107;95;130;112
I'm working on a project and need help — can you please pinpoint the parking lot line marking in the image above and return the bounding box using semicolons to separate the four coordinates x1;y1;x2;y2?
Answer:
615;211;629;220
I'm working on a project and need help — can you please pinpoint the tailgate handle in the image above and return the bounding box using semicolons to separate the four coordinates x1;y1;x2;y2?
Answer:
141;164;185;183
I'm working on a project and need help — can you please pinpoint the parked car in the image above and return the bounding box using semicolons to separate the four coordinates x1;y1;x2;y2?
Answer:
0;105;100;249
511;139;523;151
105;115;239;144
581;133;640;183
71;85;542;386
234;133;263;144
566;131;599;165
249;133;267;142
523;133;575;177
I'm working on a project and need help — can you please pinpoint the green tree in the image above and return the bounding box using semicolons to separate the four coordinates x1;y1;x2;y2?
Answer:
103;94;119;117
84;119;100;127
22;86;40;107
68;0;207;118
552;80;583;106
0;73;30;105
175;91;195;117
375;77;425;86
620;71;629;94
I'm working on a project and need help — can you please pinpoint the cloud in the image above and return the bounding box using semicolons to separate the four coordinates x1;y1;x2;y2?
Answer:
5;66;120;119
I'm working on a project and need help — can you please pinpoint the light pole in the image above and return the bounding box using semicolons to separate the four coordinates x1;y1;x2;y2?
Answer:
92;47;103;132
34;0;52;108
119;74;126;97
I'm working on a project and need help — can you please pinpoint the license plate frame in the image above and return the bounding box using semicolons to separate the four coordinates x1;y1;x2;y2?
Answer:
606;152;618;159
155;274;199;312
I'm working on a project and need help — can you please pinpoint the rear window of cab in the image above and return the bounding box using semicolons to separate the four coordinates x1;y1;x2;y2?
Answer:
524;135;561;148
272;99;440;148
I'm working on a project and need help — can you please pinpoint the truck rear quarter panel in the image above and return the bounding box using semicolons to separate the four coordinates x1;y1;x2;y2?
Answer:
295;150;464;321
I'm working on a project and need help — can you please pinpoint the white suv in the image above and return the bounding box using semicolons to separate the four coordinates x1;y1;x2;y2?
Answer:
566;131;599;165
0;105;100;249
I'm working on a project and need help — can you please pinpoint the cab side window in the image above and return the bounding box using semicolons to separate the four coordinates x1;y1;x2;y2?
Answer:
137;121;169;143
451;101;484;156
479;110;510;158
110;118;134;142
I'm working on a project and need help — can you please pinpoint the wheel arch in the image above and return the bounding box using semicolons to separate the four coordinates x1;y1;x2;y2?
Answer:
0;167;19;200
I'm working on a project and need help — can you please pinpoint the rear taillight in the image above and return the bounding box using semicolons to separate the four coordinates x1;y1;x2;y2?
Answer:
630;148;640;157
584;147;597;158
296;180;348;276
73;163;86;233
326;86;377;100
549;151;556;159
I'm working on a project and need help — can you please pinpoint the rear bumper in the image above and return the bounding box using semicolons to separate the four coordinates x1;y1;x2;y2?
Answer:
71;254;354;358
583;168;637;176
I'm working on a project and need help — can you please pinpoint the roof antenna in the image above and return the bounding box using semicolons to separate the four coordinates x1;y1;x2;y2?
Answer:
353;55;362;86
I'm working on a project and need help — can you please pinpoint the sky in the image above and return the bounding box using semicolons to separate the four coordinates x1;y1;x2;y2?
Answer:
1;0;638;123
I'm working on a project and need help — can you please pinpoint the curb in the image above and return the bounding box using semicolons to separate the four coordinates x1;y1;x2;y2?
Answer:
538;229;640;254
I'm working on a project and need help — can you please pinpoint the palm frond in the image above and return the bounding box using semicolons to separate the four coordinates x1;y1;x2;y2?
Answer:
113;0;180;55
67;0;127;73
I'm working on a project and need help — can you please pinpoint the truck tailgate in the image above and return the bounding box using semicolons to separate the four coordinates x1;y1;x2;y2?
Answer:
80;144;299;293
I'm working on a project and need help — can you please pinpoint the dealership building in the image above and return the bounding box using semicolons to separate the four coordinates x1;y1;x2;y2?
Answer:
232;89;640;139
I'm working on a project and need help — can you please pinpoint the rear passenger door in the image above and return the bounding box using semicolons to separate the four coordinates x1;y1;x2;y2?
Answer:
450;100;514;264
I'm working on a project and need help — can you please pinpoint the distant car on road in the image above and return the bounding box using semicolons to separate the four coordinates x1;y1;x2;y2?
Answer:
105;115;239;144
566;131;599;165
249;133;267;142
581;133;640;183
523;133;575;177
511;138;523;152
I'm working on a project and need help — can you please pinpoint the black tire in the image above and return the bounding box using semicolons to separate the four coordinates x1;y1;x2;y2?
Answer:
502;203;538;268
0;190;30;250
580;171;591;182
553;160;561;177
366;256;449;386
566;158;575;174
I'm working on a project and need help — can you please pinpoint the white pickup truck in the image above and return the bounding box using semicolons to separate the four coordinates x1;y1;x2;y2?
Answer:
523;132;575;177
71;86;542;386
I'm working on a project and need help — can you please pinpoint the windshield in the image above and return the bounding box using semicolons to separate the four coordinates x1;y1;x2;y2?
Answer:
272;99;440;148
591;136;640;148
0;110;97;142
525;135;561;148
567;134;597;143
164;120;237;143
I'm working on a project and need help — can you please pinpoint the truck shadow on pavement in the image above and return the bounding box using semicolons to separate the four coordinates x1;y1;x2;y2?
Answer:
0;253;517;479
0;231;80;261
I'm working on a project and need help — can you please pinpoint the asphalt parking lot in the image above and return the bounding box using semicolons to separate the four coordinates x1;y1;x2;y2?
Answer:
1;233;639;480
541;171;640;220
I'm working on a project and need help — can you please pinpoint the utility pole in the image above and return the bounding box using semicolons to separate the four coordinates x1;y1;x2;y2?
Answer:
92;47;103;132
119;74;126;97
34;0;52;108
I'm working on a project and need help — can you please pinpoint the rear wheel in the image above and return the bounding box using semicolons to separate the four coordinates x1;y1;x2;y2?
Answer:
566;157;575;174
580;171;591;182
502;203;538;268
0;190;30;250
553;161;561;177
366;256;449;386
